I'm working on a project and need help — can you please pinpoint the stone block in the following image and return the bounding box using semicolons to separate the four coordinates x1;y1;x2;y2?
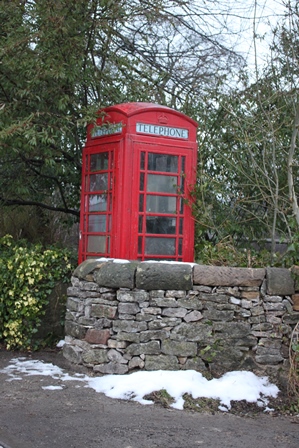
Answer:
250;305;264;316
193;265;265;287
255;353;284;365
183;310;203;322
213;322;250;338
263;302;285;312
148;318;182;330
107;339;127;349
73;259;108;280
139;329;170;343
264;295;283;303
150;297;178;308
200;293;228;304
94;362;129;374
182;357;207;372
125;341;160;356
67;297;84;313
282;313;299;324
62;344;82;364
117;290;149;303
202;310;234;322
94;261;137;288
90;304;117;319
113;332;141;343
141;307;162;315
118;314;135;320
162;307;187;318
165;290;186;299
85;328;110;345
170;322;213;342
79;281;99;291
113;320;147;333
82;349;108;364
118;302;140;314
240;291;260;300
161;340;197;356
107;349;128;364
136;262;192;290
64;321;87;339
266;267;295;295
149;290;165;298
291;294;299;311
177;297;203;310
128;357;145;370
145;354;179;370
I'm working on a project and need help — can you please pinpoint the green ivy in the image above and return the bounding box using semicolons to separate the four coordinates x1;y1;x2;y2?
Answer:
0;234;75;350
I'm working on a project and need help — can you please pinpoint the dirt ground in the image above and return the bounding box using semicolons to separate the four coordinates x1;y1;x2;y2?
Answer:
0;347;298;448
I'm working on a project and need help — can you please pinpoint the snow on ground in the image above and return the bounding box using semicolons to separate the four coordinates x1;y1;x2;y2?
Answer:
0;357;279;412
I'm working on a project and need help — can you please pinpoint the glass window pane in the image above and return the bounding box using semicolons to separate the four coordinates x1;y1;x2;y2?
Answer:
146;195;176;214
140;152;145;170
145;237;176;255
140;173;144;191
90;152;109;171
139;216;143;233
181;156;186;173
146;217;176;234
148;154;178;172
147;174;177;193
138;236;143;253
139;194;144;212
89;194;107;212
88;215;106;232
179;238;183;255
180;175;185;194
180;198;184;214
179;218;183;234
89;173;108;192
87;235;106;253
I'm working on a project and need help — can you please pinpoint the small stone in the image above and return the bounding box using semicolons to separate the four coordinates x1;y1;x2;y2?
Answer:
241;291;260;300
82;349;108;364
107;339;127;349
230;297;241;305
91;304;117;319
165;290;186;299
162;340;197;356
85;329;110;345
162;308;187;318
145;355;178;370
125;341;160;356
94;363;129;374
107;349;128;364
183;310;203;322
128;357;145;370
118;302;140;314
63;344;82;364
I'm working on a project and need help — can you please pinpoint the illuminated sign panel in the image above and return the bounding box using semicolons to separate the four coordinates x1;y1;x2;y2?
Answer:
92;123;122;137
136;123;189;139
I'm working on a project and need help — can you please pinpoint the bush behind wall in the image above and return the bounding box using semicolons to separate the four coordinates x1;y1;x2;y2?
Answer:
0;235;75;350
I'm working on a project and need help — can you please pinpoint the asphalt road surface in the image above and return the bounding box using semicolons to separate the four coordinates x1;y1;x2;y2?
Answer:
0;349;298;448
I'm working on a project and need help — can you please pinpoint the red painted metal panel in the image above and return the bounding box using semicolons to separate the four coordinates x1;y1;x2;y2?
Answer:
79;103;198;263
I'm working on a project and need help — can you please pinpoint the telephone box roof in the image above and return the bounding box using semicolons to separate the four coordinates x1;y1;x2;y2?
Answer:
102;102;198;126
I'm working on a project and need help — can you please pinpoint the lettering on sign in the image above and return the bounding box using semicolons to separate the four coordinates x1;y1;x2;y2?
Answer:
92;123;123;137
136;123;188;139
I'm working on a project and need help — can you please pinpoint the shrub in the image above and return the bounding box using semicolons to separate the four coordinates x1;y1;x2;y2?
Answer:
0;234;75;350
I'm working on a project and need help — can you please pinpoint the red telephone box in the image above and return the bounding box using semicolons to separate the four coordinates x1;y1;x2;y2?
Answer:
78;102;198;263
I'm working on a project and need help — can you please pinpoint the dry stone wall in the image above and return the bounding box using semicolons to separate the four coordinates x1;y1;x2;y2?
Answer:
63;260;299;379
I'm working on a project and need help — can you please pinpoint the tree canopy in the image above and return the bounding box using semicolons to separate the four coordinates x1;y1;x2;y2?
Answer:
0;0;243;241
1;0;299;262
